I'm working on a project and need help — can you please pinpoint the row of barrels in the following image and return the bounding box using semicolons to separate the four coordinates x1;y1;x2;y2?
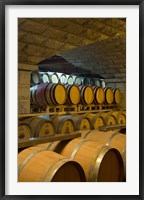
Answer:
18;130;126;182
30;83;121;107
18;111;126;141
31;71;105;87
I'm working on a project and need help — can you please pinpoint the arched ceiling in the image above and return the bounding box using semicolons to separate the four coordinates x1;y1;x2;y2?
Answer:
59;34;126;79
18;18;126;80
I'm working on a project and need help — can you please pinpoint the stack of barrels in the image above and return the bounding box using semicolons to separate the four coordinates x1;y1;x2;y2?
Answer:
31;71;101;87
18;146;86;182
18;129;126;182
30;82;121;108
18;110;126;142
30;70;121;108
18;116;55;141
18;71;126;183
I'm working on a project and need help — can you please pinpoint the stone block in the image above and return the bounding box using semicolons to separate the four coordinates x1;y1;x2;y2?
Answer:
19;20;47;34
18;85;30;100
20;32;46;45
18;100;30;114
25;44;46;57
18;70;30;85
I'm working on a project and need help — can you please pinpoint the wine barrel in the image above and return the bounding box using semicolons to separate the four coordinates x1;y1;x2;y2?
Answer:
34;83;48;107
31;84;47;106
30;86;35;105
67;75;74;85
39;72;44;82
83;113;105;130
80;130;126;154
23;117;55;137
113;88;121;104
89;78;95;86
30;85;39;105
100;112;116;125
93;86;105;104
81;77;90;85
95;79;100;87
74;76;82;85
37;138;124;182
50;115;74;134
111;111;126;124
71;115;91;130
65;84;80;105
18;146;86;182
104;87;114;104
60;73;67;84
79;130;126;178
31;71;41;85
18;122;32;141
78;85;94;105
40;72;51;83
31;83;67;107
49;72;60;83
45;83;67;106
100;79;105;88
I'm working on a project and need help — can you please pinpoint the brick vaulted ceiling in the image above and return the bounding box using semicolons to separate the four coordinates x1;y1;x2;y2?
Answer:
18;18;126;80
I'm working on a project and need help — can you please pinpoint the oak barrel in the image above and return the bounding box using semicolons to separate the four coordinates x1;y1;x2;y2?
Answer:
93;86;105;104
95;79;100;87
23;117;55;137
37;138;124;182
34;83;48;107
31;83;67;107
40;72;51;83
100;79;105;88
74;76;82;85
45;83;67;105
60;73;67;84
100;112;116;125
18;122;32;141
30;85;38;105
111;111;126;124
18;146;86;182
113;88;121;104
104;87;114;104
80;130;126;154
78;85;94;105
83;113;105;130
50;115;74;134
79;130;126;178
31;71;41;85
49;72;60;83
82;77;90;85
89;78;95;86
65;84;80;105
67;75;74;85
70;115;91;130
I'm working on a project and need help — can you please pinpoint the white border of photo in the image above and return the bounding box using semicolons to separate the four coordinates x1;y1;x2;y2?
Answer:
5;5;139;195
